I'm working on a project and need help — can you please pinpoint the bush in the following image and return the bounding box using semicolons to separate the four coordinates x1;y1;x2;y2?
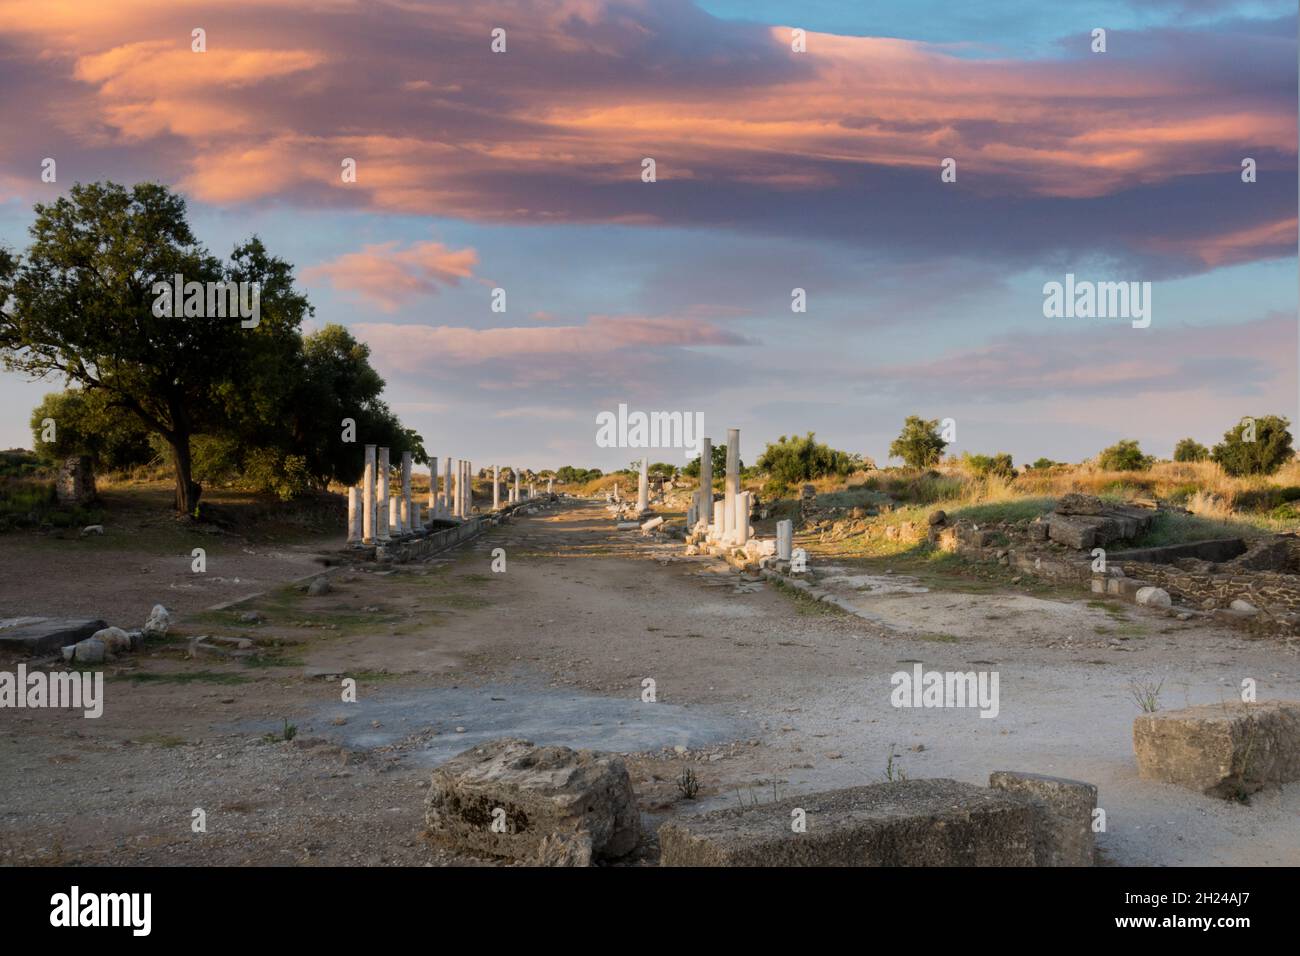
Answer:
889;416;947;469
1173;438;1209;463
756;432;861;494
1097;439;1152;472
1211;415;1294;477
963;452;1016;479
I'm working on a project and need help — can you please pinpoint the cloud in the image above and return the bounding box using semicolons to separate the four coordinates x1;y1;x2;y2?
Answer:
0;0;1290;276
301;240;479;311
861;312;1296;403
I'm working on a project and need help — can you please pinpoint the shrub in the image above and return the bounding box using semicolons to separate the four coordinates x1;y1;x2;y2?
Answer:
756;432;861;494
1097;439;1152;472
1173;438;1209;463
963;452;1016;479
1211;415;1294;477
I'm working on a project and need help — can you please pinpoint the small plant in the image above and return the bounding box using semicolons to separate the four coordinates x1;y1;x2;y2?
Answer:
263;719;297;743
1129;678;1164;713
675;767;700;800
884;747;908;782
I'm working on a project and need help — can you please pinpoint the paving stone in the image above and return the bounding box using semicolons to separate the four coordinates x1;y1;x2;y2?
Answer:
0;617;108;655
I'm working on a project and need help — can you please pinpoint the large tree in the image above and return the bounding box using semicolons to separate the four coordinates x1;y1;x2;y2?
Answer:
0;182;310;513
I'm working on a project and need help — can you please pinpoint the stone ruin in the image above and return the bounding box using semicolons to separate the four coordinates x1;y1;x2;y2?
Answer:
55;455;96;505
928;493;1300;635
424;737;1098;867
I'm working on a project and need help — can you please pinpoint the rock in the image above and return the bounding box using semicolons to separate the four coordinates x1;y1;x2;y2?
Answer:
927;509;947;527
1055;493;1107;516
142;605;171;641
1133;700;1300;798
68;637;107;664
988;771;1096;866
1229;599;1259;617
1135;586;1171;608
658;779;1042;866
90;626;132;655
239;611;265;625
80;524;104;536
306;576;332;596
1047;513;1107;550
425;738;640;865
0;617;108;655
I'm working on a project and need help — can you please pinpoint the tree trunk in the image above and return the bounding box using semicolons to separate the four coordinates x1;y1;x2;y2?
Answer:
170;434;202;515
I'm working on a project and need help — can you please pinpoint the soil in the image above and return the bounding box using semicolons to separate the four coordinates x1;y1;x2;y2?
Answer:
2;497;1298;866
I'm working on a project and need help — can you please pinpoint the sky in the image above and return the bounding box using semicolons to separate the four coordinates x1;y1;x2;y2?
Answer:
0;0;1295;472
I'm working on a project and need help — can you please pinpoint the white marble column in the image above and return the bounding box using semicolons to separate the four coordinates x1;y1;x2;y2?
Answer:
493;465;501;510
723;428;739;542
698;437;712;530
711;499;725;541
547;477;553;495
401;451;412;530
735;491;751;544
428;457;438;519
389;497;401;535
363;444;376;544
348;486;362;544
776;519;793;560
377;446;391;541
513;469;520;503
637;457;649;513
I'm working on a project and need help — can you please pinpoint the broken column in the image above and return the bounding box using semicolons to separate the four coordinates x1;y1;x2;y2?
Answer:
547;477;553;495
363;444;377;544
514;469;521;504
493;465;501;510
776;519;793;560
389;496;402;535
465;461;473;515
711;500;725;541
377;446;391;542
347;486;362;545
734;491;751;545
637;457;649;514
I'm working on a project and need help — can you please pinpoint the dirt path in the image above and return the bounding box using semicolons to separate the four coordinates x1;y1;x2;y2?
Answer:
2;500;1298;866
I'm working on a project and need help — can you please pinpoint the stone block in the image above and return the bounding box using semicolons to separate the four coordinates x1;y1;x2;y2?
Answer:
658;779;1040;867
1133;700;1300;798
0;617;108;656
1048;514;1107;550
988;770;1096;866
425;738;640;865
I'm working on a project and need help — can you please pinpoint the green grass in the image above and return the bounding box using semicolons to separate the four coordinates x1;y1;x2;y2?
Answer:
771;578;848;616
1129;510;1273;548
125;670;251;685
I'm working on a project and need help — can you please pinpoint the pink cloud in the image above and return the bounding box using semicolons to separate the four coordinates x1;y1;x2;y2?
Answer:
301;240;479;311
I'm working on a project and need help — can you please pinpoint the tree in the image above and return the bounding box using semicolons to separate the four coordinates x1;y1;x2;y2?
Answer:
0;182;310;513
683;442;732;480
1211;416;1294;477
29;388;155;471
1172;438;1209;463
889;416;947;469
756;432;861;490
1097;439;1152;472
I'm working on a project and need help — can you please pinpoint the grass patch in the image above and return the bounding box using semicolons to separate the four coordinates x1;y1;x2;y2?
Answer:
771;577;847;617
126;670;251;685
